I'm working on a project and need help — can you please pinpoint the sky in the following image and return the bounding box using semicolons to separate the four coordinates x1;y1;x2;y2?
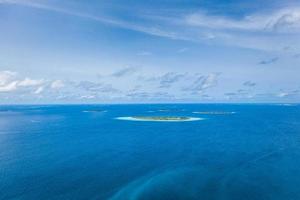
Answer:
0;0;300;104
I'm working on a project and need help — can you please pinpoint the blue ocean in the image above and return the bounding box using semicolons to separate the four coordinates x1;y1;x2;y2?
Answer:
0;104;300;200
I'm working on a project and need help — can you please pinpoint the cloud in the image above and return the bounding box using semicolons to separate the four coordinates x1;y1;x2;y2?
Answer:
34;86;44;94
3;0;300;51
224;88;255;100
183;73;220;94
0;70;45;92
241;89;300;100
139;72;221;97
51;80;64;89
200;73;220;90
126;91;174;100
128;85;142;92
276;90;299;98
18;78;44;87
111;67;137;77
270;11;300;33
258;57;279;65
0;68;298;103
185;8;300;33
126;92;149;98
0;81;18;92
145;7;300;51
76;81;119;93
224;92;237;96
79;95;95;99
277;92;290;97
0;0;184;40
158;72;185;88
0;71;18;92
177;48;189;53
140;72;187;88
0;70;16;84
243;81;256;87
0;71;67;97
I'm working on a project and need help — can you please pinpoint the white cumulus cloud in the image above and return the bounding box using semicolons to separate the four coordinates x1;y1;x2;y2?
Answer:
18;78;44;87
0;71;18;92
0;81;18;92
34;86;44;94
51;80;64;89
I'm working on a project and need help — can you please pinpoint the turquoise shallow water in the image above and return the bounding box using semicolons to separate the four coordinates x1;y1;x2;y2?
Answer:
0;104;300;199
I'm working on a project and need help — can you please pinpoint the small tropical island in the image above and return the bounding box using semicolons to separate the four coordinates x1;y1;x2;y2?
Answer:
116;116;203;122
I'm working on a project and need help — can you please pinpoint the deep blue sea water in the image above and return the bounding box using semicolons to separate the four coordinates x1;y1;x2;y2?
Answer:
0;104;300;200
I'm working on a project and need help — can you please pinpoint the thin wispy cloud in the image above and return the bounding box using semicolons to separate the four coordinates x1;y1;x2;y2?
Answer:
183;73;220;94
76;81;119;93
143;6;300;51
157;72;185;88
2;0;300;51
177;48;189;53
110;67;138;77
258;57;279;65
185;8;300;33
0;0;186;40
79;95;95;99
243;81;256;87
277;92;290;97
276;90;299;98
137;51;152;56
126;91;174;101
